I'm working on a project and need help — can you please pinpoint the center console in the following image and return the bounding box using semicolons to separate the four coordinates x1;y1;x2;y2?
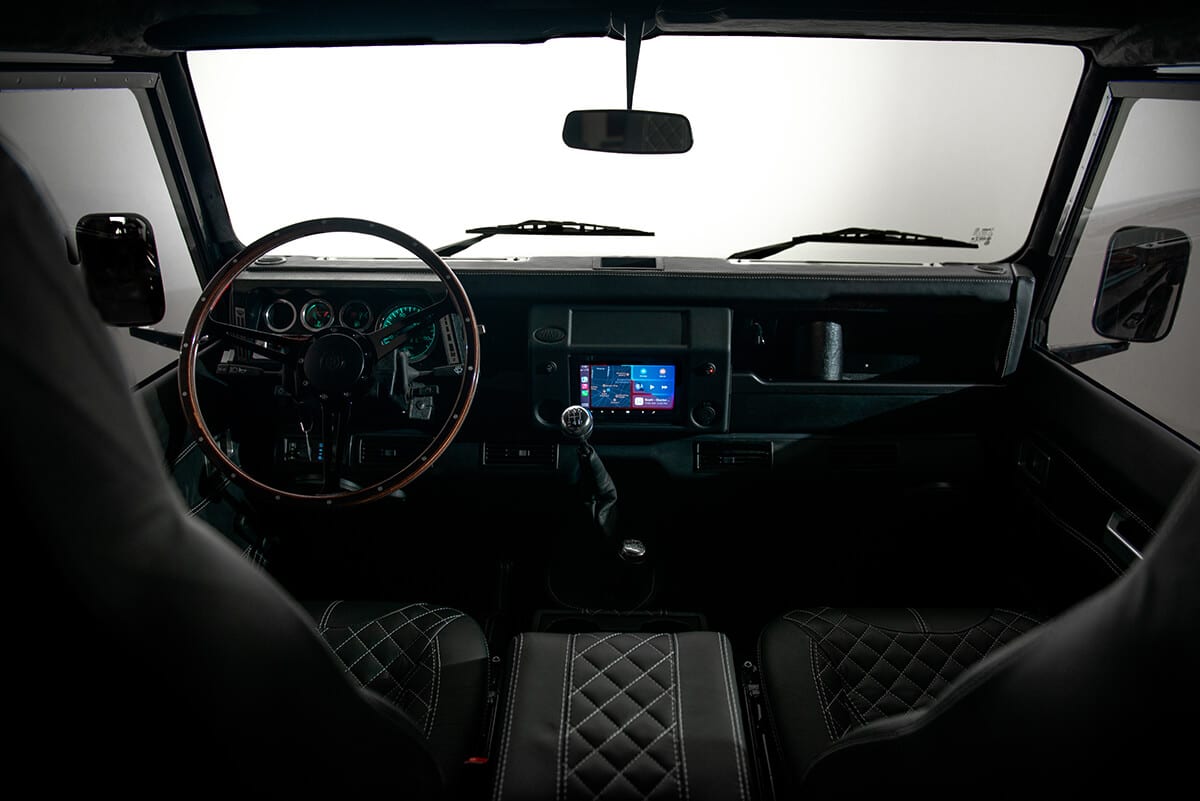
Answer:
529;305;732;432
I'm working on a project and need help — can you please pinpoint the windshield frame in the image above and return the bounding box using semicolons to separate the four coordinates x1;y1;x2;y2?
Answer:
184;34;1087;266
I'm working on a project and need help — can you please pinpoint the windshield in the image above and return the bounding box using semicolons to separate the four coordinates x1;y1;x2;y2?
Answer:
188;37;1082;263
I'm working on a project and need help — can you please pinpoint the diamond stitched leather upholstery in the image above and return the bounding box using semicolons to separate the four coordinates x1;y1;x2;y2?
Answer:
782;607;1040;741
315;601;465;736
566;633;679;799
494;631;751;801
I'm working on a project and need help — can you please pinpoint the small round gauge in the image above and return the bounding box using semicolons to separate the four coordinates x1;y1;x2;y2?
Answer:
264;298;296;332
300;298;335;332
376;303;438;362
339;299;373;331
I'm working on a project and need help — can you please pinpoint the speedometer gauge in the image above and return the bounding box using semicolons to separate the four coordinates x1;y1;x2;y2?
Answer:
376;303;438;362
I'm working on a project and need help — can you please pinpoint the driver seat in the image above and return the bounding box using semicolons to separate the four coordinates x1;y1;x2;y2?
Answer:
1;139;488;794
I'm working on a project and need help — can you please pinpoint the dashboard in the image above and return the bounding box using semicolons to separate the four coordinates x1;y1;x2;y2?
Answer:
218;255;1031;490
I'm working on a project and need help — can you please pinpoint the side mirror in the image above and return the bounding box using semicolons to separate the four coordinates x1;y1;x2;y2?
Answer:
76;213;165;327
1093;225;1189;343
562;109;693;154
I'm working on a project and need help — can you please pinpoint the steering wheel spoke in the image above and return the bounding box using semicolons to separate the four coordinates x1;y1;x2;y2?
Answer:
313;403;352;494
207;319;309;363
367;296;455;359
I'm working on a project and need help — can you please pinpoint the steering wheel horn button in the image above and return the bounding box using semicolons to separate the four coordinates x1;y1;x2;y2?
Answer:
303;332;367;394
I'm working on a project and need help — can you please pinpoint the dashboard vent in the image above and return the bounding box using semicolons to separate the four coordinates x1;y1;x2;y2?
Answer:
357;436;417;466
482;442;559;468
694;440;773;471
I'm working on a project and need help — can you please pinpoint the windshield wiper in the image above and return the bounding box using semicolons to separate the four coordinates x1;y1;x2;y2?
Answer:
435;219;653;257
727;227;979;260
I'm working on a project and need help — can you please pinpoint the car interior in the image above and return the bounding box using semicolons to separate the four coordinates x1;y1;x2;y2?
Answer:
2;2;1198;797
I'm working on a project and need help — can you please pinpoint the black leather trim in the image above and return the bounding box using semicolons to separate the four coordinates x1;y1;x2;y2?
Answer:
1016;350;1199;511
764;470;1200;794
1001;264;1035;376
305;600;490;779
493;631;750;801
759;607;1040;794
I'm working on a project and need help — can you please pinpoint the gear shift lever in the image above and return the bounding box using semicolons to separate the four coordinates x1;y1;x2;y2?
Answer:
549;405;653;610
560;405;619;542
560;404;594;443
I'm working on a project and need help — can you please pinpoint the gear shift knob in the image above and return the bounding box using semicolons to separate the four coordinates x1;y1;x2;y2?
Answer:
560;404;594;442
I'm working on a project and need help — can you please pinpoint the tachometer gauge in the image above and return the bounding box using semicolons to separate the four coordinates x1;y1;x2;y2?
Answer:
339;299;373;331
376;303;438;362
300;298;335;331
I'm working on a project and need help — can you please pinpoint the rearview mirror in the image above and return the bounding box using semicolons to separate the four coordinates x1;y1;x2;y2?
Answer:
562;110;693;154
1093;225;1190;343
76;213;165;327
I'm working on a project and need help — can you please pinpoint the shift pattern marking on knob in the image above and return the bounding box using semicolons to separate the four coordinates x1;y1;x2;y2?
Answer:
560;404;594;441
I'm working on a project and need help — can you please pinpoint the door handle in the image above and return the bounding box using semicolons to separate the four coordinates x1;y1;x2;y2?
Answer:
1105;511;1143;561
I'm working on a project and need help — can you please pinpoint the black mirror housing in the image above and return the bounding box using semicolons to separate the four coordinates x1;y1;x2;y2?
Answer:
1093;225;1190;343
76;213;165;327
562;109;693;154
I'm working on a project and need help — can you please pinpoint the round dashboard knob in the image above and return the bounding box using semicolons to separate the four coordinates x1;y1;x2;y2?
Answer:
692;401;717;427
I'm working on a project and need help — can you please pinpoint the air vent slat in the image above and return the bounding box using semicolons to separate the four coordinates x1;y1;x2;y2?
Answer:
694;441;773;471
482;442;559;468
356;436;419;466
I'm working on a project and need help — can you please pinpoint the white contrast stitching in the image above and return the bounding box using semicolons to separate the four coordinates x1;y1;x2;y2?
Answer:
567;649;675;732
318;600;341;633
1003;302;1021;374
424;635;442;738
807;628;838;741
1027;490;1124;575
672;633;689;801
558;634;576;801
1040;435;1157;536
360;611;462;688
493;633;524;801
719;633;749;801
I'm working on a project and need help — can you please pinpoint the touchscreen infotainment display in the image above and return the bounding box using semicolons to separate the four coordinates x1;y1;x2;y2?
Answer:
578;363;676;411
